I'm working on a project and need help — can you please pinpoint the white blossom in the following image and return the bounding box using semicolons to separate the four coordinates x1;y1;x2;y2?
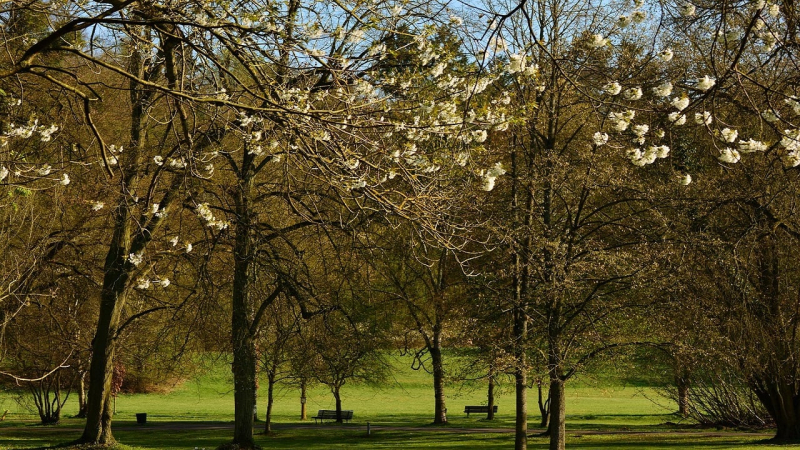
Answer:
720;128;738;143
739;138;768;152
136;279;151;290
652;82;673;97
718;147;741;163
769;2;780;17
507;54;525;74
654;145;670;158
151;203;160;214
623;87;643;100
617;15;632;27
632;10;647;23
679;173;692;185
671;96;690;111
588;34;609;48
0;166;8;181
472;130;488;143
185;243;193;253
170;236;179;247
668;112;687;125
481;163;507;191
784;151;800;168
632;124;649;137
37;165;51;176
593;132;609;146
60;173;70;186
696;75;716;91
658;48;674;62
159;278;171;288
780;129;800;152
128;252;144;267
153;155;164;166
39;124;58;142
603;82;623;96
168;158;186;169
695;111;713;125
92;201;105;211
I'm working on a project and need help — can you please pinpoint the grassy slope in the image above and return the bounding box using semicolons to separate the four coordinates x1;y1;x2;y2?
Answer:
0;353;791;449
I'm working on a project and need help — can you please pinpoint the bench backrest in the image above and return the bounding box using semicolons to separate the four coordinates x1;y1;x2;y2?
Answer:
465;405;498;412
317;409;353;419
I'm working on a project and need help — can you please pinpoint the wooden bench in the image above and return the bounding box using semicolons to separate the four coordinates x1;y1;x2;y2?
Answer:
464;405;498;417
313;409;353;423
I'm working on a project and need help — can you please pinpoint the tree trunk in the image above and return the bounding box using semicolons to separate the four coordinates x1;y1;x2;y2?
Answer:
79;41;155;446
333;385;343;423
231;164;257;449
300;381;307;420
487;370;495;421
80;260;129;445
431;335;447;424
538;380;550;429
264;373;275;434
548;378;566;450
752;377;800;442
77;371;87;418
676;374;689;417
513;305;528;450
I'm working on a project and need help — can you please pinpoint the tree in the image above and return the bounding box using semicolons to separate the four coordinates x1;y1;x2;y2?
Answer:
370;226;468;425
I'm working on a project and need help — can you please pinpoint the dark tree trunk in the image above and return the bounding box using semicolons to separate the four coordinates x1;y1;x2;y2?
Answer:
300;381;307;420
79;39;162;446
487;370;495;421
76;371;87;418
538;380;550;428
431;332;447;424
231;172;257;448
226;137;261;448
80;259;129;445
676;374;689;417
264;373;275;434
333;385;343;423
513;306;528;450
753;377;800;442
548;378;566;450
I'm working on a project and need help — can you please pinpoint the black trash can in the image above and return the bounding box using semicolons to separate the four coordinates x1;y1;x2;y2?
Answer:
136;413;147;424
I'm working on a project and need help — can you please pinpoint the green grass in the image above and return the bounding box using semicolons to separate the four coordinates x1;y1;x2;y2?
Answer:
0;354;794;449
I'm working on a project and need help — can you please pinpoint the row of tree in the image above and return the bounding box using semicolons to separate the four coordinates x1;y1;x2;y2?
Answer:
2;0;800;450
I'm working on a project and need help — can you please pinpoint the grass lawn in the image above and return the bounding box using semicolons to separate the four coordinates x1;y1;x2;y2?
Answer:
0;354;793;449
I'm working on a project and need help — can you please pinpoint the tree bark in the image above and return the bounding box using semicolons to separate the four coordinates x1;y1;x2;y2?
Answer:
513;306;528;450
231;172;257;448
264;373;275;434
431;333;448;424
538;380;550;428
676;374;689;417
80;255;129;445
77;371;87;418
333;385;343;423
752;377;800;442
548;378;566;450
300;381;307;420
487;370;495;421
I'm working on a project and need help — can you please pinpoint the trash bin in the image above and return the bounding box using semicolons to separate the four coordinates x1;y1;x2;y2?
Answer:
136;413;147;424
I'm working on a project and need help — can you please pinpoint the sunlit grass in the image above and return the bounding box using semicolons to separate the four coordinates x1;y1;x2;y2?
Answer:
0;353;790;449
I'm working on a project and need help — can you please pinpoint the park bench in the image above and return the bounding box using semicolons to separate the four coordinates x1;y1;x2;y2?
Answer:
313;409;354;424
463;405;498;417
